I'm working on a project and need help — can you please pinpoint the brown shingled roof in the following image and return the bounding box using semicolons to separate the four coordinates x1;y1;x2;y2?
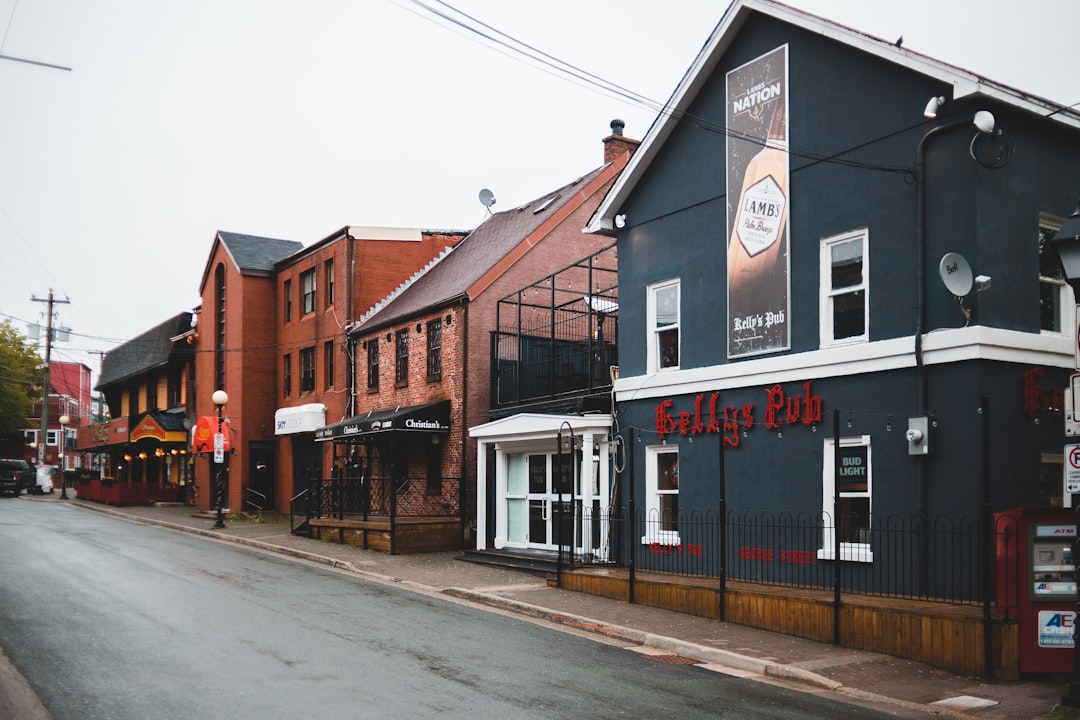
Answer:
352;165;606;334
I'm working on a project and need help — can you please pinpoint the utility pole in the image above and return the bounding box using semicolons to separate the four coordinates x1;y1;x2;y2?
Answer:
31;290;70;467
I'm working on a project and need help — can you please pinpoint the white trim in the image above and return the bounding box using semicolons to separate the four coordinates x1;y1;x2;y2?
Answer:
470;413;613;440
615;328;1075;402
346;226;422;242
922;326;1074;365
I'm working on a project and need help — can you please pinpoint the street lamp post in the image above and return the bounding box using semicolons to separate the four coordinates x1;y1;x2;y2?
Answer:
212;390;228;529
58;414;70;499
1048;199;1080;708
555;421;576;583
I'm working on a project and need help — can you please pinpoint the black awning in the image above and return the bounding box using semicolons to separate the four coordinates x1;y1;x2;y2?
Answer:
315;400;451;442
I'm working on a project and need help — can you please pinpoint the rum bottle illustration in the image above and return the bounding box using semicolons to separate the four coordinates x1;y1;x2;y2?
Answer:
728;100;788;352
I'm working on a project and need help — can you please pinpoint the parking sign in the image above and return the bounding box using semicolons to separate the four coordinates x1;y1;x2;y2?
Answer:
1067;444;1080;494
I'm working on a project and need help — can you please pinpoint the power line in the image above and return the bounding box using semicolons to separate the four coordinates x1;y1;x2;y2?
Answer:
0;53;71;71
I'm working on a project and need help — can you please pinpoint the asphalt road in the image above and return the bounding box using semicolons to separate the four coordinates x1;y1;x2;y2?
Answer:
0;499;914;719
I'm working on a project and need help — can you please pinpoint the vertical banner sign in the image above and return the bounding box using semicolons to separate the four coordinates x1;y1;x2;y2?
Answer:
727;45;790;358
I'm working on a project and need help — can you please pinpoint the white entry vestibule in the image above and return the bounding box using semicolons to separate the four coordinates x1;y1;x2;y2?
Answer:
470;413;613;556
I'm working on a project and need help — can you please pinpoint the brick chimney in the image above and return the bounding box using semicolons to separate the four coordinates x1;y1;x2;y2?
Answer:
603;118;640;164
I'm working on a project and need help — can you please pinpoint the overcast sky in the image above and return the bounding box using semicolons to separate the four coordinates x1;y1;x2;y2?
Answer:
1;0;1077;380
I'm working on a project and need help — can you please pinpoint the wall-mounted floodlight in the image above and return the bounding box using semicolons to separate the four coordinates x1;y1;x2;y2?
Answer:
973;110;996;135
923;96;945;118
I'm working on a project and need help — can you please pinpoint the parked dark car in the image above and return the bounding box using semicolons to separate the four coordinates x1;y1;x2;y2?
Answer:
0;459;37;496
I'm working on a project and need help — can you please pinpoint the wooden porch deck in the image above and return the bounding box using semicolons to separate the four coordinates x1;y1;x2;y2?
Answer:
305;515;463;554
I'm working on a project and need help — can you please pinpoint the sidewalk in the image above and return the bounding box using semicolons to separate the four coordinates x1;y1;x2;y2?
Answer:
47;493;1080;719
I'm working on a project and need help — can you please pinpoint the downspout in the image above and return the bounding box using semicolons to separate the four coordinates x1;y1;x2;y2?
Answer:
346;230;357;418
460;300;470;548
914;116;972;514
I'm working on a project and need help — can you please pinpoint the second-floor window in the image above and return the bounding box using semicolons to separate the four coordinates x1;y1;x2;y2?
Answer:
324;259;335;308
167;370;182;408
395;329;409;386
820;228;868;347
647;279;680;372
283;353;292;398
367;338;379;390
300;347;315;392
284;279;292;323
1040;215;1069;333
324;340;335;389
426;319;442;380
301;269;317;316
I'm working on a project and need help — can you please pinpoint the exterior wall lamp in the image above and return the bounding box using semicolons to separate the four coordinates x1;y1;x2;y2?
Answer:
1049;200;1080;294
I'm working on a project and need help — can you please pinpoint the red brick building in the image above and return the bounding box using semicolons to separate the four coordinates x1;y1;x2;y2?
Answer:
313;121;638;551
22;360;92;473
192;227;465;516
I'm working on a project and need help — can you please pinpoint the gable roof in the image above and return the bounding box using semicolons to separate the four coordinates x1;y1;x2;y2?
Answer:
198;230;303;293
97;312;194;389
351;164;612;334
588;0;1080;233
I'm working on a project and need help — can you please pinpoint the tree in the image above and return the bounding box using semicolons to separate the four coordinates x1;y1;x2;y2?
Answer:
0;320;41;434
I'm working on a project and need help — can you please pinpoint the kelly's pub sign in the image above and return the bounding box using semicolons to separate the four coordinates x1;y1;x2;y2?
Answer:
654;380;822;446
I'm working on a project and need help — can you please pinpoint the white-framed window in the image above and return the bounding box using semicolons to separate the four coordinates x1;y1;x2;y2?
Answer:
1039;213;1072;334
46;429;60;447
647;278;680;373
23;429;38;447
820;435;872;562
641;444;679;546
820;229;868;347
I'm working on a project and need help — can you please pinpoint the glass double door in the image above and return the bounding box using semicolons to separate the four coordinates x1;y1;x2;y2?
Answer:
507;453;575;550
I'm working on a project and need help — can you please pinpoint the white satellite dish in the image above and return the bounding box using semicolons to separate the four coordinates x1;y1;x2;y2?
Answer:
939;253;974;297
478;188;496;208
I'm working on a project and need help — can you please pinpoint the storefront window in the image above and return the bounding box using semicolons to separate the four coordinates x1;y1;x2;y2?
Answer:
642;445;679;545
821;435;872;562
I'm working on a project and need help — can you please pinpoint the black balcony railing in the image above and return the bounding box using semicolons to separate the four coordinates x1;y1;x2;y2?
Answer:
492;243;618;408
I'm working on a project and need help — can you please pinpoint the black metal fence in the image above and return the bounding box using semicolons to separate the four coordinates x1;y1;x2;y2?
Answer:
560;505;1021;610
296;474;461;521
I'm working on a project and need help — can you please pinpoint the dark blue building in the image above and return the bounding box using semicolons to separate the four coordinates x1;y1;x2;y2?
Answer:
587;0;1080;595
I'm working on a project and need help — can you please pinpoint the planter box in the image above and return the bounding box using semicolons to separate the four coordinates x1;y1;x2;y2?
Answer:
80;481;178;506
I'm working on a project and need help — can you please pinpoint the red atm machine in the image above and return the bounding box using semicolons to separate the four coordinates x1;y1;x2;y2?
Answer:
996;507;1077;674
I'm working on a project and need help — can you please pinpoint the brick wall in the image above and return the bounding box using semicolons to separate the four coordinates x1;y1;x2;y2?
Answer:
353;305;464;484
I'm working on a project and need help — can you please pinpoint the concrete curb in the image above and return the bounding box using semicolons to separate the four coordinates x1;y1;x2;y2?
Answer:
444;588;838;686
65;499;973;718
